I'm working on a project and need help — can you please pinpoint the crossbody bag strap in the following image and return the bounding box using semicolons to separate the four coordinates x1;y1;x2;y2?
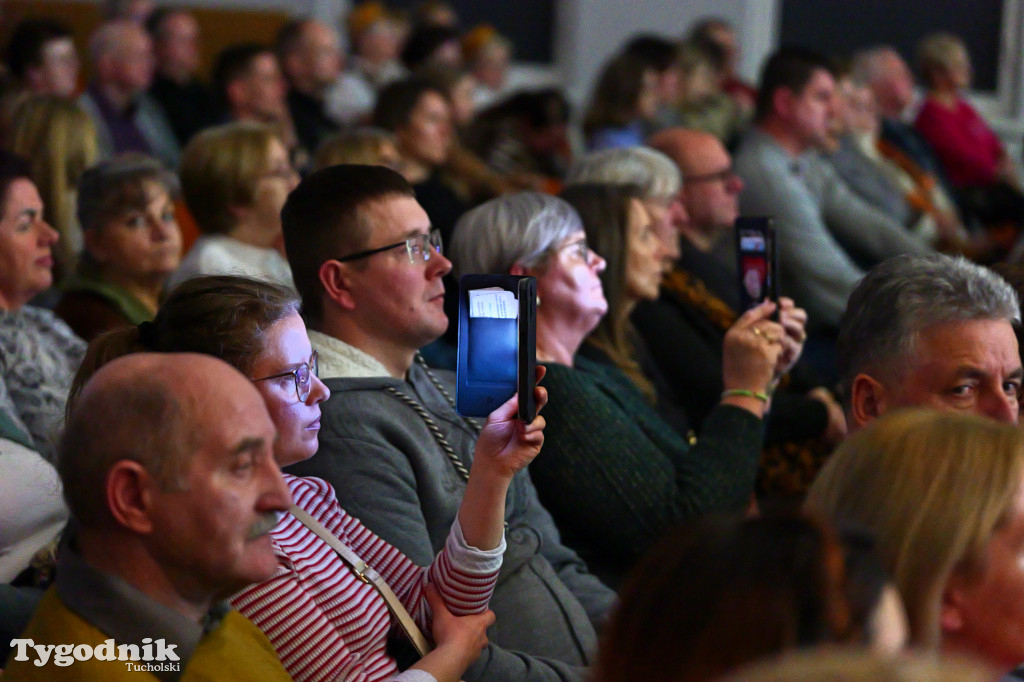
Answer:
288;504;434;657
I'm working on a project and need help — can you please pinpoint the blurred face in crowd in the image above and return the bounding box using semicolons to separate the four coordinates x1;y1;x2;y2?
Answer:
529;230;608;337
0;178;59;310
358;19;403;64
785;68;836;151
624;198;665;301
870;50;915;117
473;42;510;90
234;53;288;121
637;68;661;120
396;90;453;169
643;195;686;264
838;77;880;138
249;312;329;467
296;21;343;92
942;474;1024;670
246;137;299;239
448;74;477;128
680;134;743;236
29;37;80;97
108;24;156;94
154;12;200;80
144;361;291;599
86;181;182;287
853;319;1022;427
940;44;972;92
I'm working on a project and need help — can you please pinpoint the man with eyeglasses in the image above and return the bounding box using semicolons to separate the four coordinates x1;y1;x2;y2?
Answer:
281;164;614;682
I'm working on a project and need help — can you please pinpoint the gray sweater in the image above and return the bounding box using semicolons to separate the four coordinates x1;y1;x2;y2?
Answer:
286;360;614;681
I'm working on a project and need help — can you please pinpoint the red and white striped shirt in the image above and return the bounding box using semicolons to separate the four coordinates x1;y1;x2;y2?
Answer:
231;474;504;682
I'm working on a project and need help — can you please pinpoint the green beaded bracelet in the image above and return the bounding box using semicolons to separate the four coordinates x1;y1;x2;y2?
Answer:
721;388;771;403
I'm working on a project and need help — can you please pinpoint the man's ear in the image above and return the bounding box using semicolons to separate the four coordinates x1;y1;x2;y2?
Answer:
849;373;889;429
106;460;157;534
773;86;795;120
319;259;356;311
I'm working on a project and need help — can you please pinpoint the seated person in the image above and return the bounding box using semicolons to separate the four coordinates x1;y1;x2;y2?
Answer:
838;254;1021;429
70;275;540;681
169;122;297;289
55;154;182;341
688;17;757;115
462;25;512;110
0;155;85;463
312;126;404;173
582;52;659;151
674;38;749;149
807;408;1024;677
592;514;906;682
450;191;780;586
281;165;616;681
4;353;294;680
276;19;342;155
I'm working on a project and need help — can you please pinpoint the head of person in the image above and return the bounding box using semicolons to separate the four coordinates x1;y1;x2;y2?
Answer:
566;146;686;263
0;154;59;311
477;88;571;158
837;254;1021;428
806;408;1024;670
89;20;155;97
450;192;607;348
276;19;343;97
851;46;916;119
582;52;660;137
145;8;201;83
213;43;288;122
400;25;462;71
461;25;511;90
834;71;880;139
649;128;742;249
179;121;298;243
312;127;403;173
688;17;739;79
348;2;404;64
593;514;855;682
623;35;683;107
755;47;836;152
76;154;182;288
6;18;79;98
373;78;454;173
917;32;972;93
676;38;724;104
281;165;450;372
415;63;477;129
415;0;459;29
9;96;99;263
71;275;328;466
60;352;291;604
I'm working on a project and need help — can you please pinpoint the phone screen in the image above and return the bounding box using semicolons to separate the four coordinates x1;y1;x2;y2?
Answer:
735;217;778;311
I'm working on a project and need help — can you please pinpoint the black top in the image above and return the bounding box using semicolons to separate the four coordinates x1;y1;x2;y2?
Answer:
149;75;218;147
286;89;339;159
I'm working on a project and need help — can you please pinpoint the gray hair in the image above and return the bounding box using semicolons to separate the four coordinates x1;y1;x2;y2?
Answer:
565;146;681;200
850;45;900;86
837;254;1020;402
449;191;583;278
77;153;181;232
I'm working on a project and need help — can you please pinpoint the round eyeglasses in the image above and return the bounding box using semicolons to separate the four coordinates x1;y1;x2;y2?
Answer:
253;350;319;402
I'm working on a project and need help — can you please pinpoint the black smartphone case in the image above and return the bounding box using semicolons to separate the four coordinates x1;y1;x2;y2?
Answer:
456;274;537;421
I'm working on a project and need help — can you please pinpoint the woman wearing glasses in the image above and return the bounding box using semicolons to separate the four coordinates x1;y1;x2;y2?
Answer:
450;192;787;587
169;122;299;290
71;275;548;682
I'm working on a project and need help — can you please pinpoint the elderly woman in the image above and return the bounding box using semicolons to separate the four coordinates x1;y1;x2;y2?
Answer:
0;154;85;462
54;154;182;341
450;191;784;586
169;121;298;289
72;275;548;682
806;409;1024;676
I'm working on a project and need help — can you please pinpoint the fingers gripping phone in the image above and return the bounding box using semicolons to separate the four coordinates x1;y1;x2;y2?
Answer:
735;217;779;315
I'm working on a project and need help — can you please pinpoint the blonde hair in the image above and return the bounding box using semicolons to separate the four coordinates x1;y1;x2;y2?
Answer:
312;128;397;171
179;121;281;236
10;95;99;280
916;32;966;88
721;649;994;682
805;408;1024;648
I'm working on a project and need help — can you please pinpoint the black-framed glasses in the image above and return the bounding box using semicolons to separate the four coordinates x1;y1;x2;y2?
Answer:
685;167;737;184
335;229;443;265
253;350;318;402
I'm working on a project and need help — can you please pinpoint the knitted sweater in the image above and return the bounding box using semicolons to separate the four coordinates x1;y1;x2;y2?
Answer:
231;474;502;682
533;356;762;586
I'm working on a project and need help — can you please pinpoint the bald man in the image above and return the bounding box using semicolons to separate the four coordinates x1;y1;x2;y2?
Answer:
78;20;180;166
5;354;292;680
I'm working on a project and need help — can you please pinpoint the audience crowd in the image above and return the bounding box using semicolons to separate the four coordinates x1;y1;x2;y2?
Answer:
4;1;1024;680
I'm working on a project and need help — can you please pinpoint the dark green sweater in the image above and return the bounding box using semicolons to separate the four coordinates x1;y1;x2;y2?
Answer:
533;356;763;587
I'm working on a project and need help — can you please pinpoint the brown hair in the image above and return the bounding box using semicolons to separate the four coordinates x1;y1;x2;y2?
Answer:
582;53;651;138
68;275;299;413
560;182;655;401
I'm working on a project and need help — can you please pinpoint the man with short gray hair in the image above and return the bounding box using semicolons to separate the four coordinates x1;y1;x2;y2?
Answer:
838;253;1022;428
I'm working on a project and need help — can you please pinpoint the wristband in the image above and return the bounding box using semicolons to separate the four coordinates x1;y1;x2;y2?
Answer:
721;388;771;403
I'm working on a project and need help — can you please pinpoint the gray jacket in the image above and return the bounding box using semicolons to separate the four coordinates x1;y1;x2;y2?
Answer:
286;361;614;681
735;128;931;329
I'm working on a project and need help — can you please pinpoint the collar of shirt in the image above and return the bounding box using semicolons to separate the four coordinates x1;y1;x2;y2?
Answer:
56;542;229;682
308;329;391;379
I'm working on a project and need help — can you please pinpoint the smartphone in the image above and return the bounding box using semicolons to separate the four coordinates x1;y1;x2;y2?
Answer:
455;274;537;421
735;217;779;312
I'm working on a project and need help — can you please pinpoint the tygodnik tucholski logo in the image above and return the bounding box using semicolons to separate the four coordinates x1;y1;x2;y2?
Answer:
9;637;181;672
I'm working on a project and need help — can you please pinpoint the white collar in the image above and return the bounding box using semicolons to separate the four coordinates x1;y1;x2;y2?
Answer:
308;330;391;379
